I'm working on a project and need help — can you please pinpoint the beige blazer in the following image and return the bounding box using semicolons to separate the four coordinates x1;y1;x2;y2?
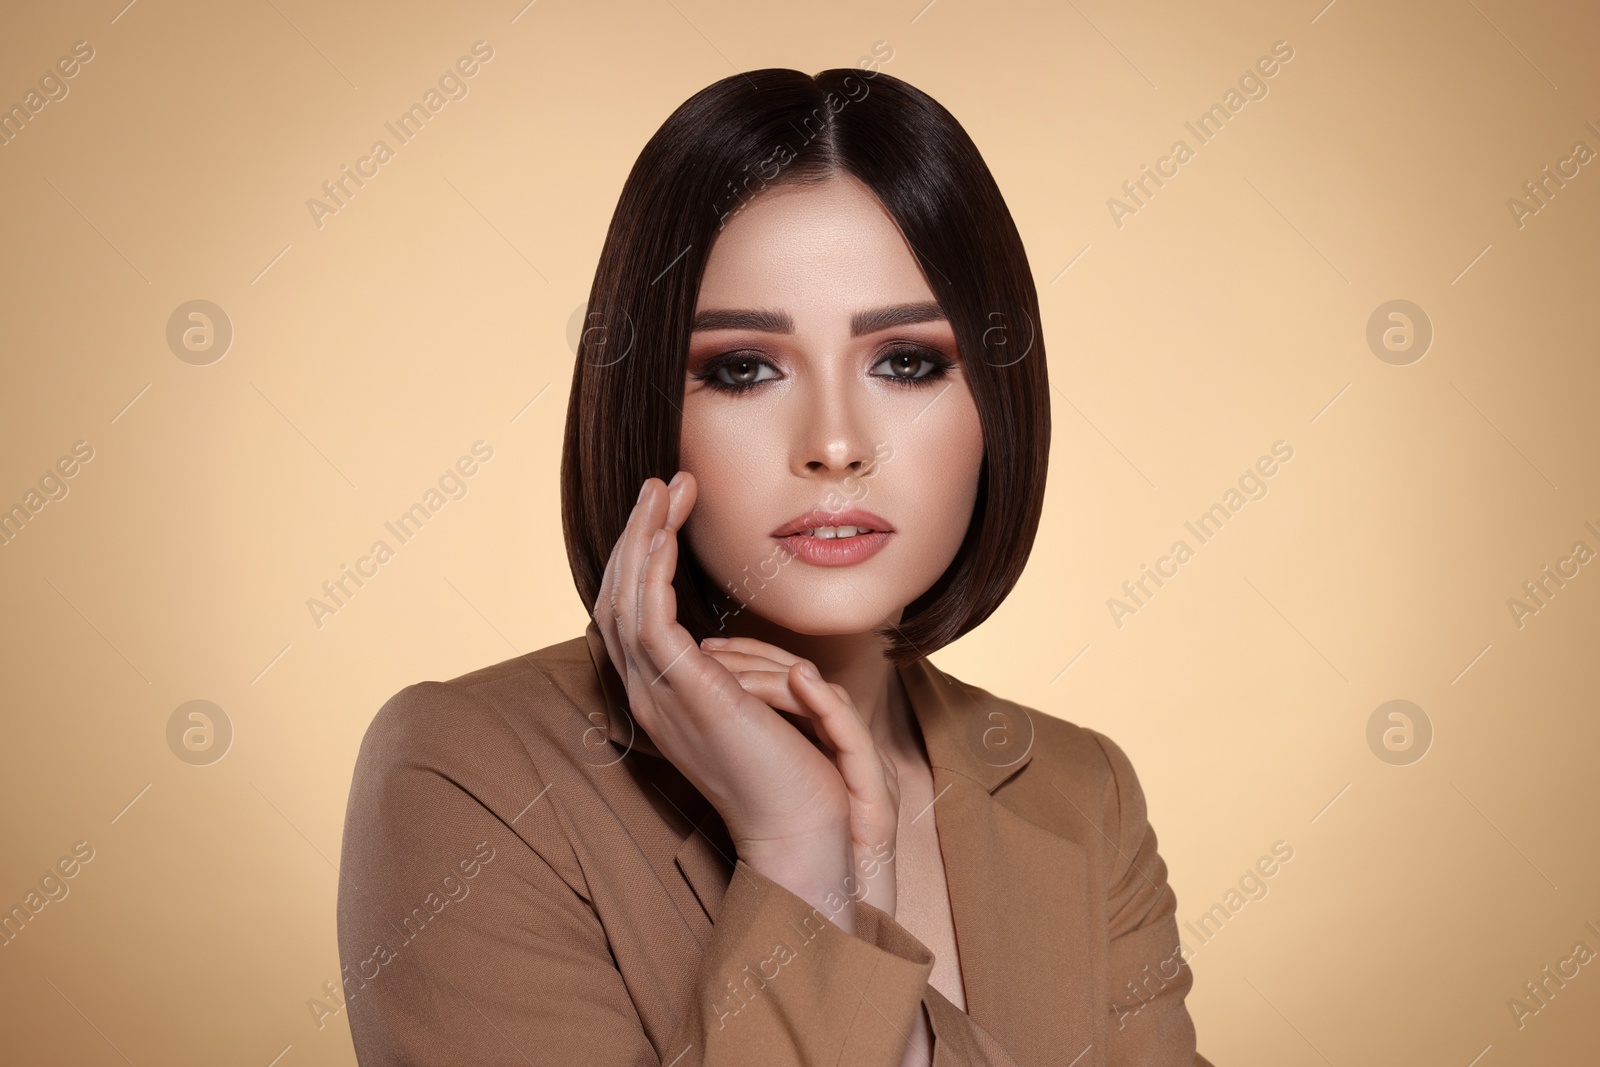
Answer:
336;622;1214;1066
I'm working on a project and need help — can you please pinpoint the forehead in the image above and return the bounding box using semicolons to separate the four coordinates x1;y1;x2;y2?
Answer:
694;174;936;317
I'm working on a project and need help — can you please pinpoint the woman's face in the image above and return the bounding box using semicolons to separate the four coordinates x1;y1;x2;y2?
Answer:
679;172;985;639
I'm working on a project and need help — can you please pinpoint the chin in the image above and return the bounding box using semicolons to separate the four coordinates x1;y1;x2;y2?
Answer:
774;613;893;639
693;536;938;640
730;595;902;641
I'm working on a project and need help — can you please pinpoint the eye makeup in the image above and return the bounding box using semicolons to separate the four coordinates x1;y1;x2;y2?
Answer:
690;344;957;394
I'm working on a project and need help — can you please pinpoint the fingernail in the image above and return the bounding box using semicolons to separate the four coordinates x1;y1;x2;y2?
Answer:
797;662;819;680
701;636;726;646
638;481;651;504
668;471;684;490
648;529;666;553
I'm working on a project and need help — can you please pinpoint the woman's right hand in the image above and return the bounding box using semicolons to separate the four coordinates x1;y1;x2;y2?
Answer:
591;471;894;928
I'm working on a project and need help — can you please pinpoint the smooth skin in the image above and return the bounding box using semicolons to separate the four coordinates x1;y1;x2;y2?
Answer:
591;172;987;1066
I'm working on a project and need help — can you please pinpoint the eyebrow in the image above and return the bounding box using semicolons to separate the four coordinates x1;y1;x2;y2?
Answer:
691;301;948;337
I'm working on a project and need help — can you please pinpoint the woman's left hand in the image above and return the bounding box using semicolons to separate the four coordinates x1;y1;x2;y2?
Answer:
699;636;902;920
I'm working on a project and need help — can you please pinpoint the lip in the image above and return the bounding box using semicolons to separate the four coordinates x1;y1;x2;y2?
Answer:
770;508;895;568
770;509;895;538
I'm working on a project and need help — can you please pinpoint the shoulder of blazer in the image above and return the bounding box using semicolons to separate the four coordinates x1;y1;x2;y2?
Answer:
352;631;626;823
349;631;648;896
359;632;597;755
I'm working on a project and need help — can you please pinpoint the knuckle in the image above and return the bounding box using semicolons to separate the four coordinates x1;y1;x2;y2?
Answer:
627;696;657;728
637;628;659;661
624;674;659;715
704;672;744;708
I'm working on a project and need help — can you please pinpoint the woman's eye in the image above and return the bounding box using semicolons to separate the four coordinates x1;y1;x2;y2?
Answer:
872;347;954;384
699;355;778;390
693;346;954;393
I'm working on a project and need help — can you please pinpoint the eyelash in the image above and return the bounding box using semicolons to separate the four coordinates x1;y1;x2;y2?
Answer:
692;346;956;394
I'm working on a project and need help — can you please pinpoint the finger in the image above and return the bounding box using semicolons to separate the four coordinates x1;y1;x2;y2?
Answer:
718;668;829;747
593;532;627;673
604;479;652;636
698;635;803;667
631;472;698;682
788;663;894;817
663;470;697;534
613;478;670;680
595;534;622;622
637;513;697;686
721;667;814;716
700;654;852;739
717;667;859;757
714;665;849;721
699;648;798;677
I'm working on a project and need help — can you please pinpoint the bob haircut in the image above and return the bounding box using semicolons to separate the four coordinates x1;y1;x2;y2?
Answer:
561;67;1050;666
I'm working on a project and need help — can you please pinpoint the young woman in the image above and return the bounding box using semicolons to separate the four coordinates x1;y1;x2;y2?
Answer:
337;67;1211;1067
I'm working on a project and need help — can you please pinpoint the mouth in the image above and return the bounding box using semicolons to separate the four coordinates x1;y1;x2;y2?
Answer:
769;509;895;539
770;509;895;567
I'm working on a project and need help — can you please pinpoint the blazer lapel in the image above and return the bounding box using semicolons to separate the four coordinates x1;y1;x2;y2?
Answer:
899;658;1097;1067
673;803;736;938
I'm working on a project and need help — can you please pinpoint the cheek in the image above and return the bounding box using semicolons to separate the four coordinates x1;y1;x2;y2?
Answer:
676;400;777;564
901;392;985;550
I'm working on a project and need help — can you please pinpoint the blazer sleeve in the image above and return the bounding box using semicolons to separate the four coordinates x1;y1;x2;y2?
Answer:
1089;729;1216;1067
337;681;988;1066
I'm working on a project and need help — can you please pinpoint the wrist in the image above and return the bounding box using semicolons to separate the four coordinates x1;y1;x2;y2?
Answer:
737;835;860;934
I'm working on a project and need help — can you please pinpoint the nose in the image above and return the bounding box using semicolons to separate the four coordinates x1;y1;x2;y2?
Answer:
791;366;875;478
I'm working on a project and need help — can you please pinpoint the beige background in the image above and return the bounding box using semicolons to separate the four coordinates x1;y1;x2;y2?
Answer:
2;0;1596;1063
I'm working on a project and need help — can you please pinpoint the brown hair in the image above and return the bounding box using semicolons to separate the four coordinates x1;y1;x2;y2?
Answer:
560;67;1050;666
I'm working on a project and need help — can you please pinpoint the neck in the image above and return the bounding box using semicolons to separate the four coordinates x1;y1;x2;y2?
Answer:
718;611;923;764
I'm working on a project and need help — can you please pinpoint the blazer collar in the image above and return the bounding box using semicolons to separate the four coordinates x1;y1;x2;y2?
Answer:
582;618;1035;790
583;619;1093;1064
